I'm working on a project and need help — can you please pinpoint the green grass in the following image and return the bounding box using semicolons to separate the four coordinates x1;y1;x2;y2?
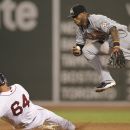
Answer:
54;110;130;123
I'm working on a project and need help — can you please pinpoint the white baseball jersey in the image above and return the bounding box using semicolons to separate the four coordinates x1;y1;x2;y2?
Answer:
0;84;75;130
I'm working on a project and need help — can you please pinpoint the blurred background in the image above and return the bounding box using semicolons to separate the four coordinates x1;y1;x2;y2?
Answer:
0;0;130;103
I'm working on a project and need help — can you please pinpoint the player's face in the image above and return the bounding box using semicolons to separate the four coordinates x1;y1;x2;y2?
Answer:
73;12;88;27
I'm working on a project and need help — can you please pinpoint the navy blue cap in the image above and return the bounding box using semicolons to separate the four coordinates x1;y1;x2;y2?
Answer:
68;4;87;18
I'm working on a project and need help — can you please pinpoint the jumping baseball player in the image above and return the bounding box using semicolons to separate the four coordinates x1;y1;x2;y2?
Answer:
0;73;75;130
68;4;130;92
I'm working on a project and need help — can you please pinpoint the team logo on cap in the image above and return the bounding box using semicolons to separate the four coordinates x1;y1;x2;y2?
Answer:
70;8;74;15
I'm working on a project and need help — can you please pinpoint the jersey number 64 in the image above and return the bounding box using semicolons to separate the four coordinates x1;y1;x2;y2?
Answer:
11;94;30;116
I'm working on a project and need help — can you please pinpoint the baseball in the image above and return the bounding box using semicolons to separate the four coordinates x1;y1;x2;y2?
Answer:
76;46;81;50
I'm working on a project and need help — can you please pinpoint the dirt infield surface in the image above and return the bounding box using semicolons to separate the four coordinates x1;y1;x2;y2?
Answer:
0;102;130;130
1;122;130;130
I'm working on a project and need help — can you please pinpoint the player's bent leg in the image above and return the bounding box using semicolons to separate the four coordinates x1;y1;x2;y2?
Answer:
40;108;75;130
82;42;116;92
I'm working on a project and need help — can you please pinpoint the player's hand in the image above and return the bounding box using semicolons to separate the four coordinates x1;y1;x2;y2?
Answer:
72;46;82;56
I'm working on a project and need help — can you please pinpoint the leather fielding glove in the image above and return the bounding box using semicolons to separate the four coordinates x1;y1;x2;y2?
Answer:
108;46;126;68
72;46;82;56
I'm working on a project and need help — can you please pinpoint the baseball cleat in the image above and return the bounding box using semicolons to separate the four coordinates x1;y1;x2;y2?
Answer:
95;81;116;92
39;124;61;130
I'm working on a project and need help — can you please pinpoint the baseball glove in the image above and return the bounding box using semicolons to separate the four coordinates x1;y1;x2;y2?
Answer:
108;47;126;68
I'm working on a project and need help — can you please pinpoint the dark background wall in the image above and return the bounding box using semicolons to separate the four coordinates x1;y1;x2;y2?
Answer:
0;0;130;101
61;0;130;25
0;0;52;100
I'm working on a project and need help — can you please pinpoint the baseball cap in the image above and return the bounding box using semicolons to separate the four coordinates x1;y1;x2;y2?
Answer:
68;4;87;18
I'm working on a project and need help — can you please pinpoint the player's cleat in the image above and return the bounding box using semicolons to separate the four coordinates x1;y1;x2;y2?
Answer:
95;81;116;92
39;123;61;130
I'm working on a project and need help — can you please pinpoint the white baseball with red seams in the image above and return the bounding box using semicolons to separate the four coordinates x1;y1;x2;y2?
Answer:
76;45;81;50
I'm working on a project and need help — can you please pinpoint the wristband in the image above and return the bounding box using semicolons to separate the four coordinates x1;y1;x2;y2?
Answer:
113;41;120;47
113;46;120;48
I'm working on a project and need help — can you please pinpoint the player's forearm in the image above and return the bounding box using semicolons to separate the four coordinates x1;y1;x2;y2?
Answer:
109;26;120;47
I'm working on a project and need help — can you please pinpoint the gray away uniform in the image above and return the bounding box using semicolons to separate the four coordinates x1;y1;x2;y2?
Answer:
76;14;130;83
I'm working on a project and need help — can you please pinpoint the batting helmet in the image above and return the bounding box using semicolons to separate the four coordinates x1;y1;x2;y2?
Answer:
0;73;7;86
